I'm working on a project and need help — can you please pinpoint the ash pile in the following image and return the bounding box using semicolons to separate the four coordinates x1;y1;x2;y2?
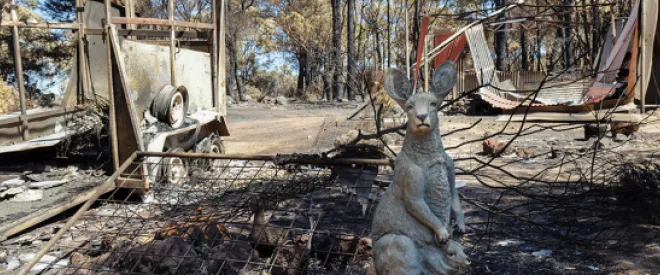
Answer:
30;155;393;275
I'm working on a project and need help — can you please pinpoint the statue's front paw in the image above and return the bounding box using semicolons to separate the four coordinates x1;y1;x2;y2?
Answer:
456;222;466;234
434;227;450;245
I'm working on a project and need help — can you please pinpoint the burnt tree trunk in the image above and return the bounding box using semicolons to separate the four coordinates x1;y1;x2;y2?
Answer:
554;7;564;71
386;0;391;68
331;0;343;100
494;0;508;71
521;25;529;71
375;31;383;69
297;51;307;97
581;0;590;67
591;0;600;67
346;0;355;100
323;71;332;100
225;1;244;101
305;50;312;89
563;1;574;68
411;0;420;72
536;0;542;71
228;41;244;101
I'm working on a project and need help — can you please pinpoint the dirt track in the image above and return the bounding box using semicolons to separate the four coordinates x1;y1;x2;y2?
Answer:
224;105;354;154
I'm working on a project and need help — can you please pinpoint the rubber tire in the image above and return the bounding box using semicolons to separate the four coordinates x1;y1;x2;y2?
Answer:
151;85;188;129
207;138;225;171
160;147;189;184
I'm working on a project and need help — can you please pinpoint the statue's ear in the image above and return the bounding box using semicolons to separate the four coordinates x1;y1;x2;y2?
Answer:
431;61;458;102
384;69;412;108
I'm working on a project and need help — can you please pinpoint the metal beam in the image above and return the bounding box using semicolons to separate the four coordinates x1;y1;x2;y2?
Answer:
76;0;88;105
9;0;28;141
0;106;86;126
138;151;392;166
168;0;176;85
0;21;80;29
110;17;215;29
104;0;119;170
84;28;209;39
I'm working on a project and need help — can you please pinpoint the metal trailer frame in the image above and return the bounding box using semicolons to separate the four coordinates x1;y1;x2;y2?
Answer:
0;0;231;241
0;0;229;185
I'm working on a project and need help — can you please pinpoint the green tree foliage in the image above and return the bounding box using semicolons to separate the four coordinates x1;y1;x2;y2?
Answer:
0;0;636;101
0;1;74;95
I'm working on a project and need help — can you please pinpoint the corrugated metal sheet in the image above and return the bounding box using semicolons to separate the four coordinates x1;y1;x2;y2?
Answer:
465;24;499;94
464;16;636;110
465;24;548;109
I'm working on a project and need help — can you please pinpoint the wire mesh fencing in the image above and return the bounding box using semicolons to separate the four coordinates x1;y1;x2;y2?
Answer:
32;152;393;275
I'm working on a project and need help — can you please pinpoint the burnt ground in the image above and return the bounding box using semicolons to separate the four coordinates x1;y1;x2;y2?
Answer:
0;101;659;274
223;103;660;274
0;159;109;234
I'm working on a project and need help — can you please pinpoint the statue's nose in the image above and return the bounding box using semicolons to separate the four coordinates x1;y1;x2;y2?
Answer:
416;114;427;122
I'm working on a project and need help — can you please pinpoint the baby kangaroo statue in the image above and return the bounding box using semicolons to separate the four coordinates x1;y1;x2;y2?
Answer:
371;61;467;275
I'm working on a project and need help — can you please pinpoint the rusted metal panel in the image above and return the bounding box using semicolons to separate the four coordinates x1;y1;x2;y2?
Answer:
64;1;221;114
598;20;624;71
62;0;122;107
583;82;620;104
108;26;146;182
433;30;467;68
595;0;639;84
83;28;209;38
0;107;87;149
120;40;219;115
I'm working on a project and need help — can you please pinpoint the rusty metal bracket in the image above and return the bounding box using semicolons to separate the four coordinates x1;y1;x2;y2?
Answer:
17;114;29;141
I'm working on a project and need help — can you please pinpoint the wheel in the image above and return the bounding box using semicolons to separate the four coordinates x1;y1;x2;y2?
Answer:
160;147;189;184
169;91;185;126
207;138;225;171
151;85;189;128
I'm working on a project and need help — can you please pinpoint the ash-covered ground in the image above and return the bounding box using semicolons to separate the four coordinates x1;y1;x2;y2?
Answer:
1;101;659;274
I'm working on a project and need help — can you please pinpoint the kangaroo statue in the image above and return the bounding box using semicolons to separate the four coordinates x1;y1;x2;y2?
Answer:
371;61;468;275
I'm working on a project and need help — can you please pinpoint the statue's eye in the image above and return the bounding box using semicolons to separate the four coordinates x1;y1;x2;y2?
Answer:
406;105;413;111
448;252;455;257
430;102;437;107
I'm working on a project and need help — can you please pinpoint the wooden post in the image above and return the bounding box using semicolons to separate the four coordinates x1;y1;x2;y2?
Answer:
126;0;135;30
76;0;89;105
218;0;226;113
9;0;28;141
405;0;410;79
640;0;646;114
211;0;218;111
104;0;119;170
610;0;617;46
424;35;429;92
169;0;176;85
453;57;460;100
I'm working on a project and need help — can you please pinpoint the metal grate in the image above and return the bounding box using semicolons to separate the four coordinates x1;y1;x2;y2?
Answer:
30;152;393;275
